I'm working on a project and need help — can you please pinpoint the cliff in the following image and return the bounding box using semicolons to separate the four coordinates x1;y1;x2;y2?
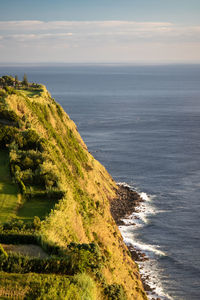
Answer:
0;79;147;300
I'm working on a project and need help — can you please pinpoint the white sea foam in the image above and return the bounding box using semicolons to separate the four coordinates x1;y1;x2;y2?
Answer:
117;182;133;189
140;191;151;201
119;226;166;257
117;183;173;300
139;260;174;300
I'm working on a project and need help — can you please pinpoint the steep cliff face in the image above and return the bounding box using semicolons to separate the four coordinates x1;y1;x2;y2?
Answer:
0;83;147;299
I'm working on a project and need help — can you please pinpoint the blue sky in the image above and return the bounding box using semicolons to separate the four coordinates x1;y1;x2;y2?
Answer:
1;0;200;23
0;0;200;63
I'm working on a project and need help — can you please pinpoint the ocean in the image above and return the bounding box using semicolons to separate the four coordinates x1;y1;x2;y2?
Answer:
1;64;200;299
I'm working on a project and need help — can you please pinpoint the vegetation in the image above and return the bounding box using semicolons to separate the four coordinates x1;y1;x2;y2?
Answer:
0;151;19;223
0;78;147;299
0;272;97;299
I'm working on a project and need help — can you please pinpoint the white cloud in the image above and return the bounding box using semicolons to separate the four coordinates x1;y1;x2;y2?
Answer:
0;20;200;62
1;20;200;43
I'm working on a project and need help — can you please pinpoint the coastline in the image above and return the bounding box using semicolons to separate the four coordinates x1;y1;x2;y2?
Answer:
110;184;161;299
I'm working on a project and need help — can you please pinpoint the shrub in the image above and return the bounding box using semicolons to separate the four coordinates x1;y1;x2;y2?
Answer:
67;242;105;274
0;108;20;124
104;284;127;300
21;129;41;150
0;125;19;148
3;219;25;231
33;216;41;230
0;253;71;275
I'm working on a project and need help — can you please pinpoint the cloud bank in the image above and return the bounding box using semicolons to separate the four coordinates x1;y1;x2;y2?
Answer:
0;20;200;63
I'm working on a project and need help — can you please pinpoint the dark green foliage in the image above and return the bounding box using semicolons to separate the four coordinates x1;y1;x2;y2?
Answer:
10;150;45;171
0;253;70;275
0;242;105;276
21;129;41;150
0;125;19;149
33;216;41;230
0;108;20;124
0;244;8;257
22;74;28;87
67;242;105;273
2;219;26;231
0;76;15;88
0;127;43;151
16;177;26;194
15;75;19;87
3;86;19;95
25;190;65;200
0;233;38;245
104;284;127;300
0;89;6;98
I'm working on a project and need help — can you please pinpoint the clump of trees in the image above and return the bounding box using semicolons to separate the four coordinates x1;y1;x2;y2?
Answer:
0;74;29;89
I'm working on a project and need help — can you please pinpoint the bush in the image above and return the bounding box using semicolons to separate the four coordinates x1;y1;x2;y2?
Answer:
3;86;18;95
33;216;41;230
104;284;127;300
0;125;19;149
0;253;71;275
21;129;42;150
67;242;105;274
3;219;25;231
0;108;20;124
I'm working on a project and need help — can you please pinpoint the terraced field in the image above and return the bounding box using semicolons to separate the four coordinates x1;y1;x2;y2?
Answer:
17;198;55;222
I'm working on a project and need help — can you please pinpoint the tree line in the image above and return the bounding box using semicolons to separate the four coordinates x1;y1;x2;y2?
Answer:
0;74;29;88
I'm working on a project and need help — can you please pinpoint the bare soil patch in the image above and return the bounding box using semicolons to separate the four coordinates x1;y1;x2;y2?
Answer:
2;244;49;258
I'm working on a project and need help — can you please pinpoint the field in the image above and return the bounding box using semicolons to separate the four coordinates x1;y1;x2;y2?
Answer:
0;151;19;223
20;89;42;98
17;198;55;222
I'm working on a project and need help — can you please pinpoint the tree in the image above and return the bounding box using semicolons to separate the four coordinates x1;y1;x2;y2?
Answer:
2;75;15;87
22;74;28;87
15;75;19;87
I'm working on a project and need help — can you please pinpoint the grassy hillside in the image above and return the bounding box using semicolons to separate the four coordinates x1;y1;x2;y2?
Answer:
0;78;147;300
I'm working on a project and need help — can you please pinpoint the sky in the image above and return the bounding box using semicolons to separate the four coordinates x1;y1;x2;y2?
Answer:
0;0;200;64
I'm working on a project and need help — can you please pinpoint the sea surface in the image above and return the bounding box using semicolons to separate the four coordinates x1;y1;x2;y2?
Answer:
1;64;200;299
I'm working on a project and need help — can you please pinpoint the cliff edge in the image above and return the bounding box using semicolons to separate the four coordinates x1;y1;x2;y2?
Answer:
0;77;147;300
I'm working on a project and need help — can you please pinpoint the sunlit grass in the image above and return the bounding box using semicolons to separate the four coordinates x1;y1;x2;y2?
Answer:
17;198;56;222
20;89;42;98
0;151;19;223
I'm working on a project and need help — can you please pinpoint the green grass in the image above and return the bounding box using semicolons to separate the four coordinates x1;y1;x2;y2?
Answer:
17;198;56;222
0;151;19;223
20;89;42;98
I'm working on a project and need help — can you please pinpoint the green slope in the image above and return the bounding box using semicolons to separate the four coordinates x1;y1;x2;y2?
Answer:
0;78;147;300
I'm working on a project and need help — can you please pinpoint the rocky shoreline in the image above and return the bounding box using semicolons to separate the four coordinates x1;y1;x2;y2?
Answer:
110;184;143;225
111;184;160;299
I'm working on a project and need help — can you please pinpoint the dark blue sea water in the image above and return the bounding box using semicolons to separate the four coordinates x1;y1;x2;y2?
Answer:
1;64;200;300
